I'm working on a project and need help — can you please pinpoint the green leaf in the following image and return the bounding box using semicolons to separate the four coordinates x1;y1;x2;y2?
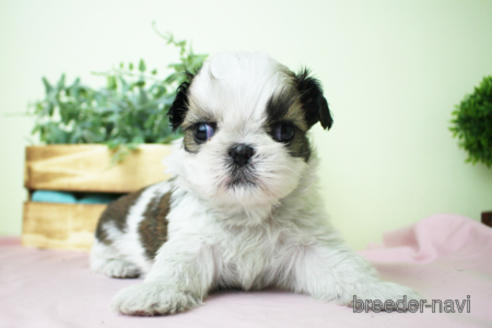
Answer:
138;59;146;72
106;76;117;90
41;77;52;93
57;73;66;90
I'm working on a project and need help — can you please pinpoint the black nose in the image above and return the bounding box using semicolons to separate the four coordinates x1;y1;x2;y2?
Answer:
228;143;255;167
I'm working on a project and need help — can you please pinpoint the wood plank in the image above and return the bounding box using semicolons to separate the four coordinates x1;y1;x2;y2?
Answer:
25;144;171;193
22;202;106;251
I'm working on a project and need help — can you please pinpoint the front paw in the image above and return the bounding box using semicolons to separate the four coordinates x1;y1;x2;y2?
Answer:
111;282;201;316
342;281;420;311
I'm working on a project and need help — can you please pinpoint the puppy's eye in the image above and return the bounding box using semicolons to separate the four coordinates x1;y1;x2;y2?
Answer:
193;122;216;143
271;122;295;143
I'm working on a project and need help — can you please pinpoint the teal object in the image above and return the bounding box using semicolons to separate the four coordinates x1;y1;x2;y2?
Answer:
31;190;77;203
79;193;120;204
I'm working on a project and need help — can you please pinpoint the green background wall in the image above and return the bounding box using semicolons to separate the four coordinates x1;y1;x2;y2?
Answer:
1;0;491;249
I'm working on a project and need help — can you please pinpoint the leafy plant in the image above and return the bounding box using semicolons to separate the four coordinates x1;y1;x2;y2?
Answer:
30;32;207;162
450;75;492;167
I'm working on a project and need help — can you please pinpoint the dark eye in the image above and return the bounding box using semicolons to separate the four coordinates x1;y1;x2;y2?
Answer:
193;122;216;143
272;122;296;143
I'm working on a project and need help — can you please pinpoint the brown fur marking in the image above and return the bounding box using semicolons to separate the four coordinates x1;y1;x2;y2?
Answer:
95;188;146;245
266;89;312;161
138;191;171;259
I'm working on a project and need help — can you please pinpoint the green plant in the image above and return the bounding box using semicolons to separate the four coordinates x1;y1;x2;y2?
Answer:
450;75;492;168
30;32;207;162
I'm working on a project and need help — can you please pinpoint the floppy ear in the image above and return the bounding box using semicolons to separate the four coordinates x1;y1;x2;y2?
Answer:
294;69;333;130
168;81;191;131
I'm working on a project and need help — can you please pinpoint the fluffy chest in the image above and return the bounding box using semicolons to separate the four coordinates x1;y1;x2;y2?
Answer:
166;192;305;291
212;224;288;290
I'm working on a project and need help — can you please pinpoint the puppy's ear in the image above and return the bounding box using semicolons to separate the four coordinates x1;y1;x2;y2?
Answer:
294;69;333;130
168;81;191;131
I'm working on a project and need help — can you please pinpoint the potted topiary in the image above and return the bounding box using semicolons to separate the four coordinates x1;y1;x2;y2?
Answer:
450;75;492;226
22;33;207;250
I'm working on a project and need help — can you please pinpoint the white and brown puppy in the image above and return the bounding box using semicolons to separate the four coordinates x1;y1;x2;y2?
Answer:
90;52;418;316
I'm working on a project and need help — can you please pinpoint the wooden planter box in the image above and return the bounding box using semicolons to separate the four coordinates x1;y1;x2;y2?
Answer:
22;144;171;250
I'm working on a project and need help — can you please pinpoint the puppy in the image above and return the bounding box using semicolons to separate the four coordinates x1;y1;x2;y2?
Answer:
90;52;417;316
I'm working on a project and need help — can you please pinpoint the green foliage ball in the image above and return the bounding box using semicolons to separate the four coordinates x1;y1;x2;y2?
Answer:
450;76;492;168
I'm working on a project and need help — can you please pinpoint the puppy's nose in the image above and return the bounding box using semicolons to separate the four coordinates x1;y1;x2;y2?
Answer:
228;143;255;167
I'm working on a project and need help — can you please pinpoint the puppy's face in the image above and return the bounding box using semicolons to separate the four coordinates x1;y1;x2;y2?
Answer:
168;53;332;208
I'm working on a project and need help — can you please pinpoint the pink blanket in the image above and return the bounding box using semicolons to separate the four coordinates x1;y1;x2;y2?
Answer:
1;214;491;327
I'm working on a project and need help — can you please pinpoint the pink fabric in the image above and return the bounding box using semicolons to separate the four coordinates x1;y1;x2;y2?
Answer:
1;214;491;328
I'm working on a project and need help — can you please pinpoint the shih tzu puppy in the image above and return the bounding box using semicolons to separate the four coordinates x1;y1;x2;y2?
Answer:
90;52;417;316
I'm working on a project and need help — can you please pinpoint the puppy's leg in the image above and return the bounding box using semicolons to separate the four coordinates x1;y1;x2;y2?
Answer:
111;238;214;316
289;240;419;306
90;240;141;279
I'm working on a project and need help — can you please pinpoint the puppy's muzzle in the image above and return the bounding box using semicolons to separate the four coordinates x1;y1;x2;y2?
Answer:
228;143;255;167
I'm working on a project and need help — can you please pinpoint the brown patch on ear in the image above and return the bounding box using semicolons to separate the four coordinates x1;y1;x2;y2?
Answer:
138;191;171;259
95;188;146;245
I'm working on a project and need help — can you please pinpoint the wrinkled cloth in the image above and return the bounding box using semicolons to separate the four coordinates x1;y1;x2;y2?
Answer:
1;214;491;328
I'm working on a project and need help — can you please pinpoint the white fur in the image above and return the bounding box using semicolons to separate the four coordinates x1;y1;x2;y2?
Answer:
91;52;418;316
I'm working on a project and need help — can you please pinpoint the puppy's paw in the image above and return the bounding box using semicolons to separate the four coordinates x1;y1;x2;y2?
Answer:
100;259;141;279
340;281;420;311
361;281;420;301
111;282;201;316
